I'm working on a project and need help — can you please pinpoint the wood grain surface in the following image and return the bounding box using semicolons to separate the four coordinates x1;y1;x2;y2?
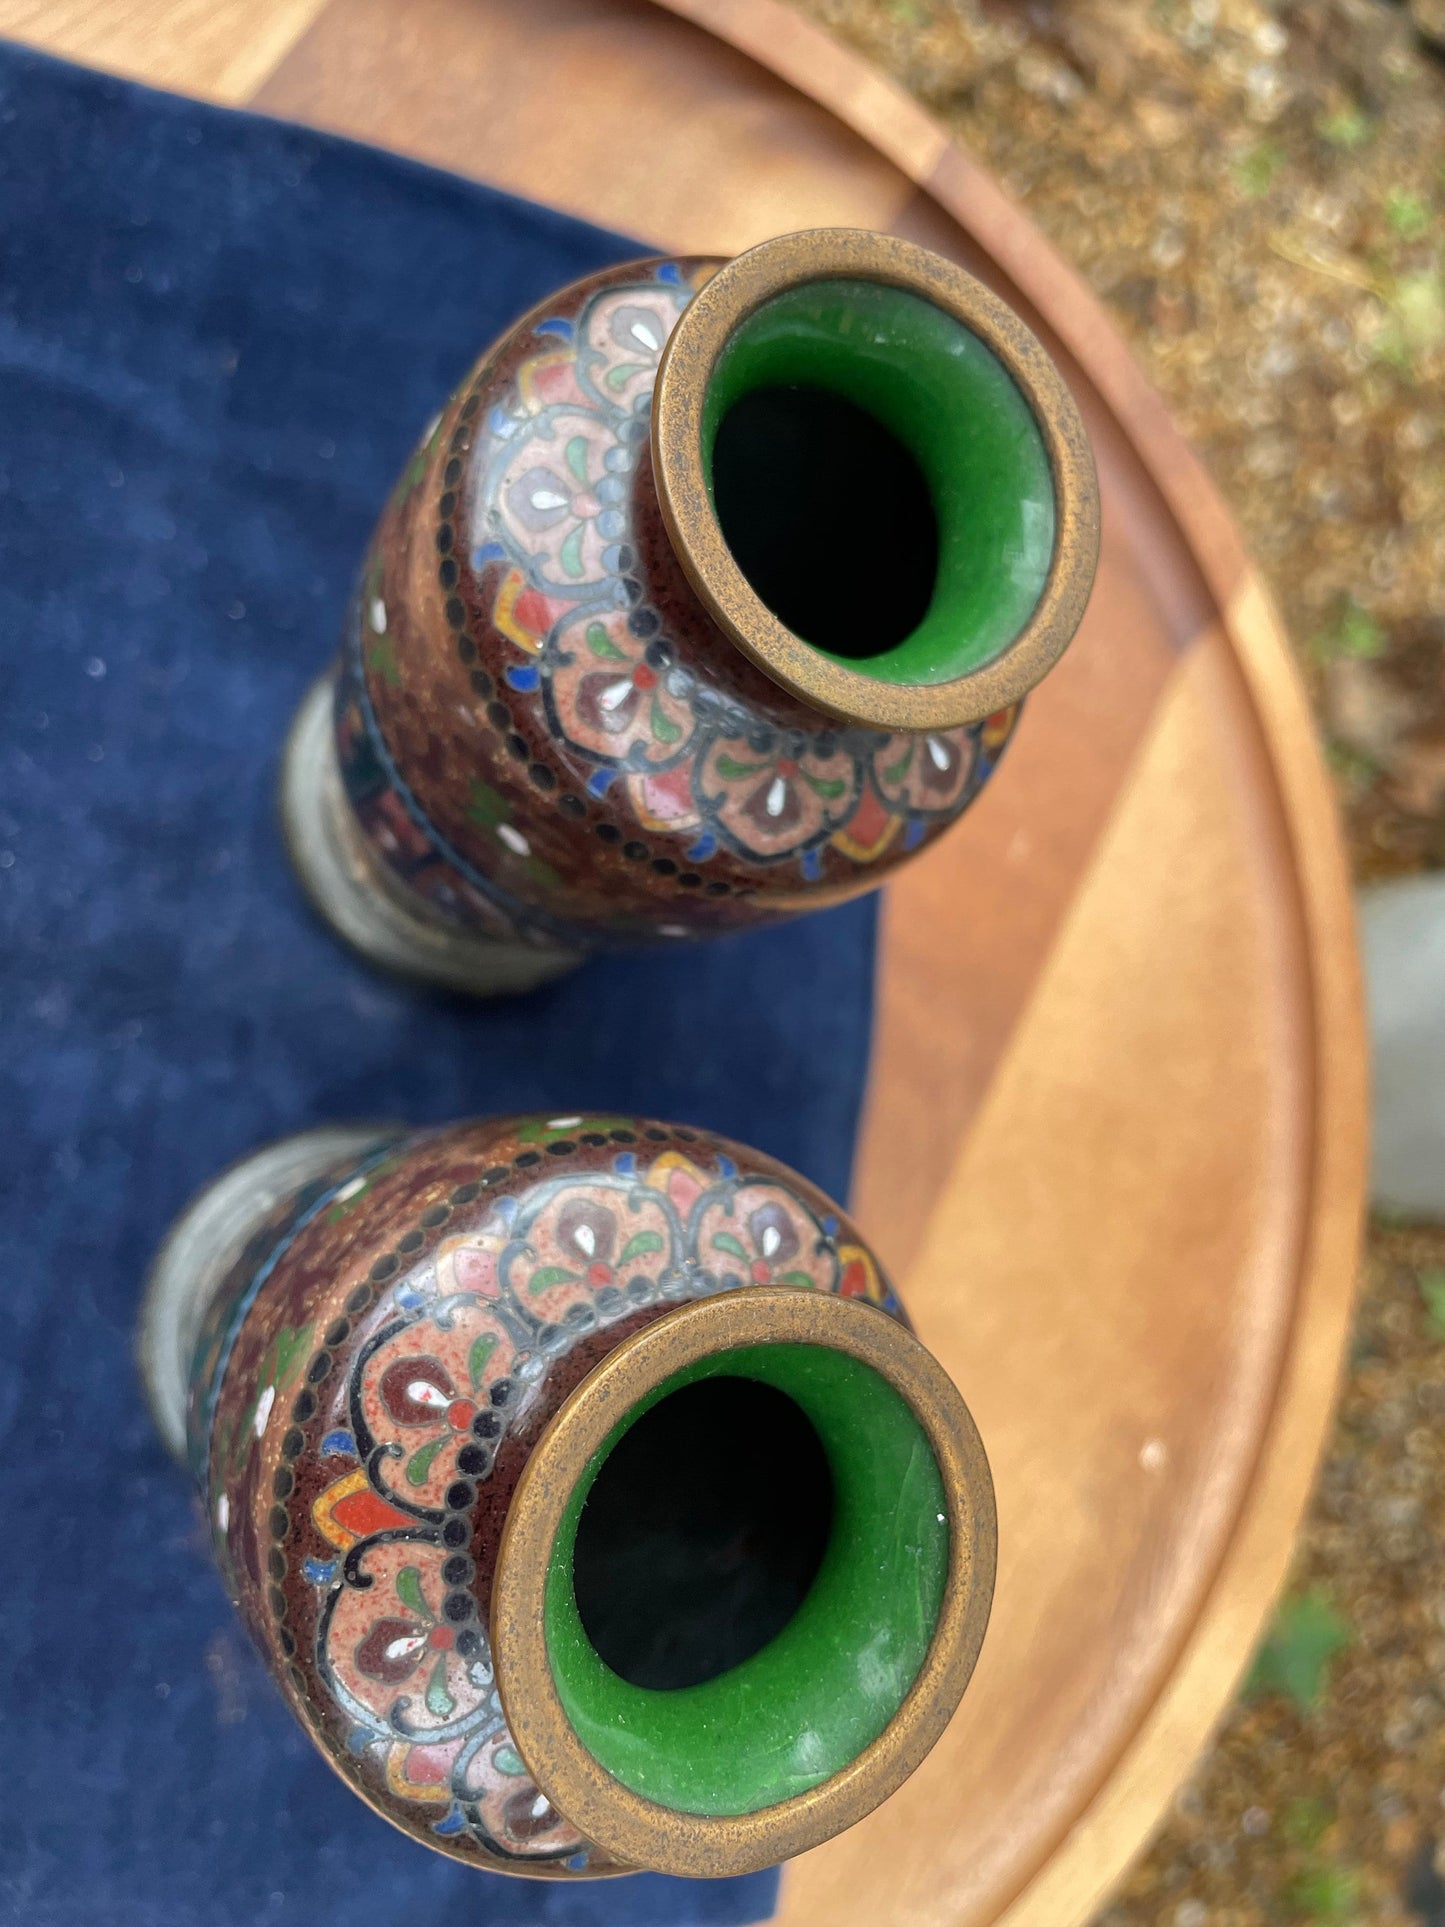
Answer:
2;5;1368;1922
0;0;324;97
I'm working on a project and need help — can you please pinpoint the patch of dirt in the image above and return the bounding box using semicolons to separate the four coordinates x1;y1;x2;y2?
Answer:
783;3;1445;1917
792;0;1445;879
1099;1225;1445;1925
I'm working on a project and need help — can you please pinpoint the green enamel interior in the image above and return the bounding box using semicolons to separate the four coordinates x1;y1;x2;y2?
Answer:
701;278;1057;684
543;1341;949;1817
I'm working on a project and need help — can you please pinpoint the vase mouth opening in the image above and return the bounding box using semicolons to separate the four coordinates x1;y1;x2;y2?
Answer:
652;228;1099;732
568;1368;837;1692
490;1287;997;1878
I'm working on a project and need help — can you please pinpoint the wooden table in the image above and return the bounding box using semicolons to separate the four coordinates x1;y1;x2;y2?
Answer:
2;2;1369;1919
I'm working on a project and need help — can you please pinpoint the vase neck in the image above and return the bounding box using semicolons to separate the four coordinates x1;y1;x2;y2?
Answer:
491;1286;996;1878
652;228;1099;731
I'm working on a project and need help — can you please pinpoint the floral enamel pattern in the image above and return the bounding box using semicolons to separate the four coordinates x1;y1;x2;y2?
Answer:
470;269;1005;868
332;255;1023;950
190;1120;899;1877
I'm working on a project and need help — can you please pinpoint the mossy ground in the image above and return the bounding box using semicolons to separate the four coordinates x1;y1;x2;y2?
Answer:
784;2;1445;1917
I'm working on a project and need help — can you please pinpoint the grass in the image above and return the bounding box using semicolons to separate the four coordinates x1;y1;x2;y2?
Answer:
1419;1267;1445;1339
1245;1588;1353;1713
1237;141;1286;197
1319;107;1372;150
1311;601;1386;663
1385;188;1432;241
1286;1861;1360;1920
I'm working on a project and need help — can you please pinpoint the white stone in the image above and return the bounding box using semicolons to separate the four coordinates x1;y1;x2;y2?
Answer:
1361;873;1445;1218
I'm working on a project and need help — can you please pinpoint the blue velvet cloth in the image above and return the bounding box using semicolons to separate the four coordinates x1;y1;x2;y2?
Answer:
0;43;876;1927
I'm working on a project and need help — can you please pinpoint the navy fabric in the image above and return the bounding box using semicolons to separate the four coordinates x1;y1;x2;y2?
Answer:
0;43;876;1927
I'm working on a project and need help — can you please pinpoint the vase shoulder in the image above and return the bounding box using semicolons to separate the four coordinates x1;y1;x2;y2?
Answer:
165;1116;982;1878
334;253;1025;952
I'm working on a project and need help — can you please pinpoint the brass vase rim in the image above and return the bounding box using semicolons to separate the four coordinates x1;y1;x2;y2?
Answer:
651;226;1100;732
490;1285;997;1879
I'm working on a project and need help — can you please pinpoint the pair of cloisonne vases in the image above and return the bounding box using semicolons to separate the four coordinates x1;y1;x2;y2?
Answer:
141;230;1098;1881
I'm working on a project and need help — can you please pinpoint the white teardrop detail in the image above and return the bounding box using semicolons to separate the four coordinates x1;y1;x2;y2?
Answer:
407;1380;450;1410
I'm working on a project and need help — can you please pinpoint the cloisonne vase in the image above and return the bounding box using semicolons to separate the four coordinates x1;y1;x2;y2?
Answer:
280;228;1099;993
140;1116;996;1879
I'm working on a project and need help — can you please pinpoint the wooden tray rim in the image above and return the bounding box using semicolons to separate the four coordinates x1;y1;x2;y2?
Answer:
629;4;1368;1919
5;3;1367;1913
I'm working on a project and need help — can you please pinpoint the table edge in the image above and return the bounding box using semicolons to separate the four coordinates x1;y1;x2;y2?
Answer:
632;3;1367;1917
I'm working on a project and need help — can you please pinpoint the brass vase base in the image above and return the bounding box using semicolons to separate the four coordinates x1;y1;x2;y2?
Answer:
278;675;583;998
137;1123;392;1462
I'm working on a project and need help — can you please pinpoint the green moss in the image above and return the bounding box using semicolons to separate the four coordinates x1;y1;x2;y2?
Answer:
1285;1860;1360;1920
1236;141;1286;197
1283;1795;1335;1850
1310;601;1385;663
1385;189;1430;241
1419;1267;1445;1338
1318;108;1372;151
1245;1588;1353;1713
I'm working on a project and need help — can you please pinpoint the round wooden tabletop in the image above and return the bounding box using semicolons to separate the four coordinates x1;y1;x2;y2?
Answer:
8;0;1368;1918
